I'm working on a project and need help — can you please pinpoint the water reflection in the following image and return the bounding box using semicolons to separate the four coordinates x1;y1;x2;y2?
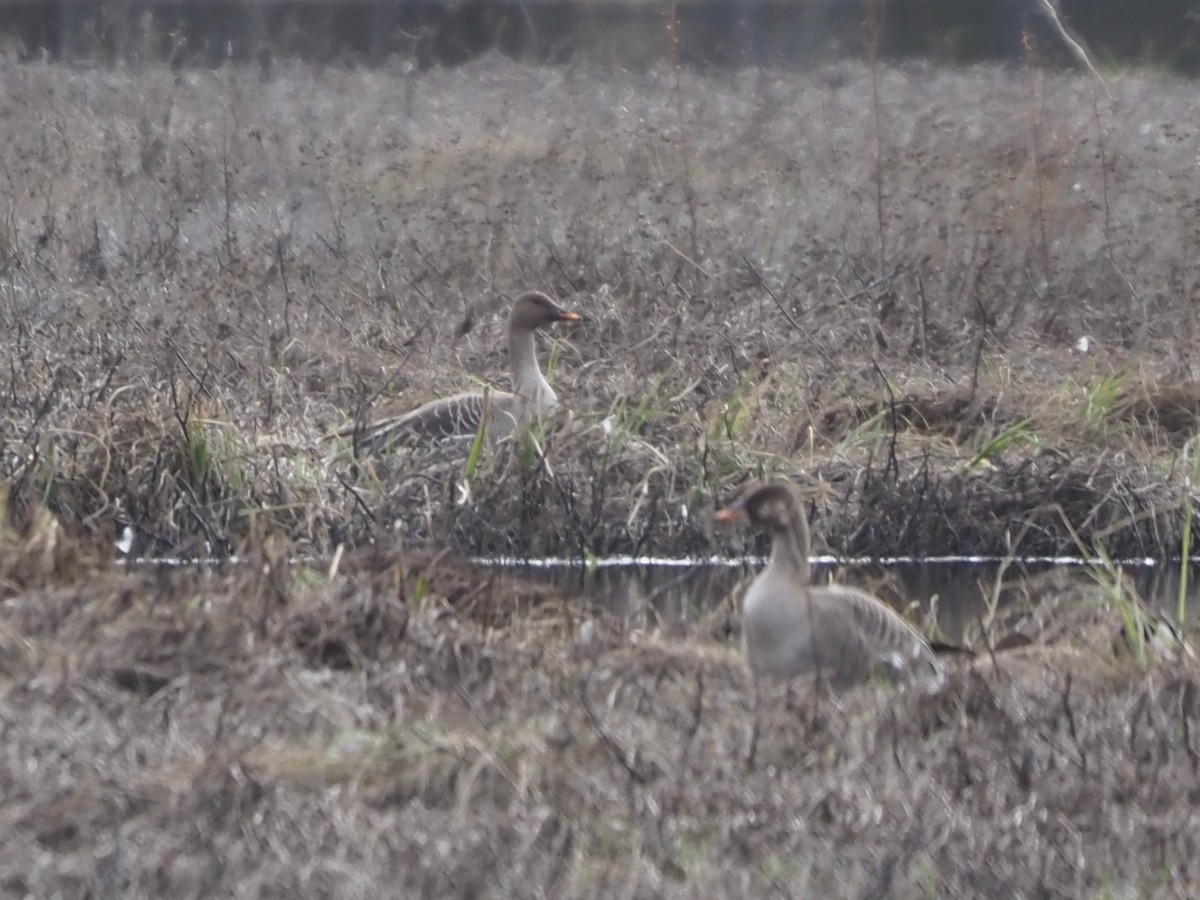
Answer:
126;547;1200;644
503;557;1200;641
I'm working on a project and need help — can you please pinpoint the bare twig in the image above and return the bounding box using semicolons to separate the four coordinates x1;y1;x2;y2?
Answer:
1034;0;1111;97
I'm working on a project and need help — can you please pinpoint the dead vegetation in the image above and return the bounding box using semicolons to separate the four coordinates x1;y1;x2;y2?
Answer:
1;57;1199;560
3;51;1200;894
3;516;1200;896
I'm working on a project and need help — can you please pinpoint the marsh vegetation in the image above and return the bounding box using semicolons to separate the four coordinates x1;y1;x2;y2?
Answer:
3;46;1200;896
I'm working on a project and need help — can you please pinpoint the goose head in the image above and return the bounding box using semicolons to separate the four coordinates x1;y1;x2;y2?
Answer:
715;481;803;535
509;291;581;333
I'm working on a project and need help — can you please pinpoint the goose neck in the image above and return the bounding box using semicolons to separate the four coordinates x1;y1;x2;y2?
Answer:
508;324;546;399
766;511;812;585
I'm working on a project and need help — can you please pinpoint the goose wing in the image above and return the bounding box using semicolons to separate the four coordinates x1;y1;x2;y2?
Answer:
815;584;945;688
339;391;520;450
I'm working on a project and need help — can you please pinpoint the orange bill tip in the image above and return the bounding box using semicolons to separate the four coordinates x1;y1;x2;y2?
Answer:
557;310;582;322
714;506;746;524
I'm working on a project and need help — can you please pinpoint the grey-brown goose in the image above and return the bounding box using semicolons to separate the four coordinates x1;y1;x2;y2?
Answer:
337;291;580;451
716;480;944;693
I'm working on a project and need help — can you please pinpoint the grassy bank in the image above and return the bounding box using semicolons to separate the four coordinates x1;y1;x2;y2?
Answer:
2;518;1199;896
2;56;1199;561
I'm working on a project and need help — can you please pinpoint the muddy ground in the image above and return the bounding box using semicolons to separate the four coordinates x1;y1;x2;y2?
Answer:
4;53;1200;896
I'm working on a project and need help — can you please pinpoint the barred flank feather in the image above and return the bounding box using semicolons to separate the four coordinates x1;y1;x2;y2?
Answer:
341;391;524;452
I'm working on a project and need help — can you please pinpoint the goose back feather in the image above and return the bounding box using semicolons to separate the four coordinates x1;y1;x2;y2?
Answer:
343;390;525;452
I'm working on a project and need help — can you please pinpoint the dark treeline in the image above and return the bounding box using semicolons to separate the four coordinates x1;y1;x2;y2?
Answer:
0;0;1195;71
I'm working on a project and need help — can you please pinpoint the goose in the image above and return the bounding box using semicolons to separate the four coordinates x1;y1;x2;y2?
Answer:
716;480;944;693
337;291;580;451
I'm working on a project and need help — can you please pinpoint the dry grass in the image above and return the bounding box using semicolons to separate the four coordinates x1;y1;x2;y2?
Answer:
3;53;1200;893
1;56;1200;560
3;516;1200;897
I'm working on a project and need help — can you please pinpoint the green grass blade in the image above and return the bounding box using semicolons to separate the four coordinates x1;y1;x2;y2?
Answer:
967;418;1034;470
464;388;490;482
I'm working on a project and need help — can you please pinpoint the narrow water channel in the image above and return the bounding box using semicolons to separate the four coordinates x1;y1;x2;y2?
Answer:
498;556;1200;642
127;549;1200;645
